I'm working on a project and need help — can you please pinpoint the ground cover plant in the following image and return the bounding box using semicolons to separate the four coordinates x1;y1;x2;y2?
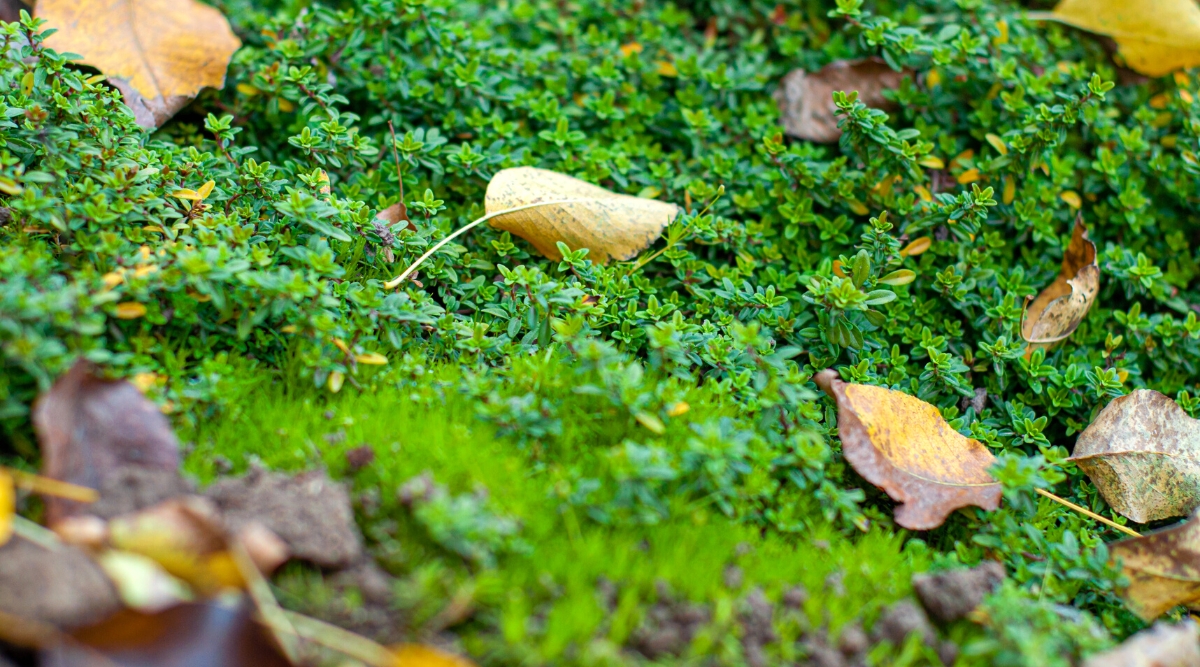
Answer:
5;0;1200;664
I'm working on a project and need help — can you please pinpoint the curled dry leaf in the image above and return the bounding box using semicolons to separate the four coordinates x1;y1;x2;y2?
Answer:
1071;389;1200;523
485;166;679;264
36;0;241;129
1046;0;1200;77
33;360;181;524
41;598;291;667
1110;510;1200;620
1021;217;1099;357
774;58;905;143
814;370;1002;530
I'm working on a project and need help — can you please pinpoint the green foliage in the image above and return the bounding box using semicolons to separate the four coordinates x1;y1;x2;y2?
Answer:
8;0;1200;658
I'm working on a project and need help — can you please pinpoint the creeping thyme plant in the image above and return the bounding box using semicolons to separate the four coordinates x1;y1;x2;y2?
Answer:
4;0;1200;663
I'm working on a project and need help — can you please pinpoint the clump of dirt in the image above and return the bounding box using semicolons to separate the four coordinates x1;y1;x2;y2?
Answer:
1083;620;1200;667
86;465;194;519
205;467;362;569
630;583;712;659
0;537;120;628
740;588;777;667
912;561;1005;623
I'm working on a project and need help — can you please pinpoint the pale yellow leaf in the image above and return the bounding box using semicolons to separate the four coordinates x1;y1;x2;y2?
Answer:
1048;0;1200;76
485;167;679;264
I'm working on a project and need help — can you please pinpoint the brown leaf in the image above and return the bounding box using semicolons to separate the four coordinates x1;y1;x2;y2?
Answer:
36;0;241;129
1082;620;1200;667
814;370;1002;530
774;58;905;143
33;360;181;524
41;598;291;667
378;201;415;232
1110;511;1200;620
1071;389;1200;523
1021;217;1099;357
484;167;680;264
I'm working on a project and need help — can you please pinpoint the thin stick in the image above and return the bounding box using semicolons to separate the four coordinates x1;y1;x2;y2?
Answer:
277;610;396;667
6;467;98;502
387;120;405;204
384;199;587;289
1036;488;1141;538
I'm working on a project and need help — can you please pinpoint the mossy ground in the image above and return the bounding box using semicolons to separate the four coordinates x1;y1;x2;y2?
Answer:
179;361;934;665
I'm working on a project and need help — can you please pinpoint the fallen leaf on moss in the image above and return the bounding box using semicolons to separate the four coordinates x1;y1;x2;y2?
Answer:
1071;389;1200;523
774;58;905;143
36;0;241;129
1082;620;1200;667
33;360;181;523
1021;217;1099;358
1110;511;1200;620
485;166;679;263
1043;0;1200;77
392;644;478;667
814;370;1002;530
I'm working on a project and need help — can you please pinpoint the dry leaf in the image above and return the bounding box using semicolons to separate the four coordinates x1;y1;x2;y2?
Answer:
482;166;681;262
1021;217;1099;357
1110;511;1200;620
392;644;478;667
33;359;181;523
1047;0;1200;77
814;370;1002;530
37;0;241;129
1082;620;1200;667
42;598;291;667
484;167;679;264
1071;390;1200;523
774;58;905;143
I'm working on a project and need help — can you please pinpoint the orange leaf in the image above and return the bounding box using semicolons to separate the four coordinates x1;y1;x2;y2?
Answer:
37;0;241;129
814;370;1001;530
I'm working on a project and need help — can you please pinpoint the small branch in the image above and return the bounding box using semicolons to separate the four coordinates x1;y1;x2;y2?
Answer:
1035;488;1140;538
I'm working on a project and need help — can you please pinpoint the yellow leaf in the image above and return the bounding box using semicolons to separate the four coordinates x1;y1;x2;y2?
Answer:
196;180;216;200
619;41;643;57
1003;177;1016;204
391;644;477;667
814;370;1001;530
656;60;678;77
134;265;158;278
848;200;869;215
994;19;1010;45
925;68;942;88
131;372;159;393
0;177;23;196
115;302;147;319
985;133;1008;155
950;149;974;169
918;155;945;170
956;168;981;184
37;0;241;127
356;352;388;366
485;167;679;264
899;237;932;258
878;269;916;286
281;324;297;334
103;271;125;289
21;70;34;95
1163;134;1179;148
170;189;202;201
333;338;350;355
667;401;690;417
1183;89;1196;104
278;97;296;112
1022;218;1099;357
1046;0;1200;76
328;370;344;394
0;469;13;547
1060;190;1083;209
832;259;846;278
7;467;100;502
913;184;933;202
635;412;665;434
236;82;260;96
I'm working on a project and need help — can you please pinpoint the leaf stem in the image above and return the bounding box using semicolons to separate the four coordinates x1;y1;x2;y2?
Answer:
1035;488;1140;538
384;199;588;289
